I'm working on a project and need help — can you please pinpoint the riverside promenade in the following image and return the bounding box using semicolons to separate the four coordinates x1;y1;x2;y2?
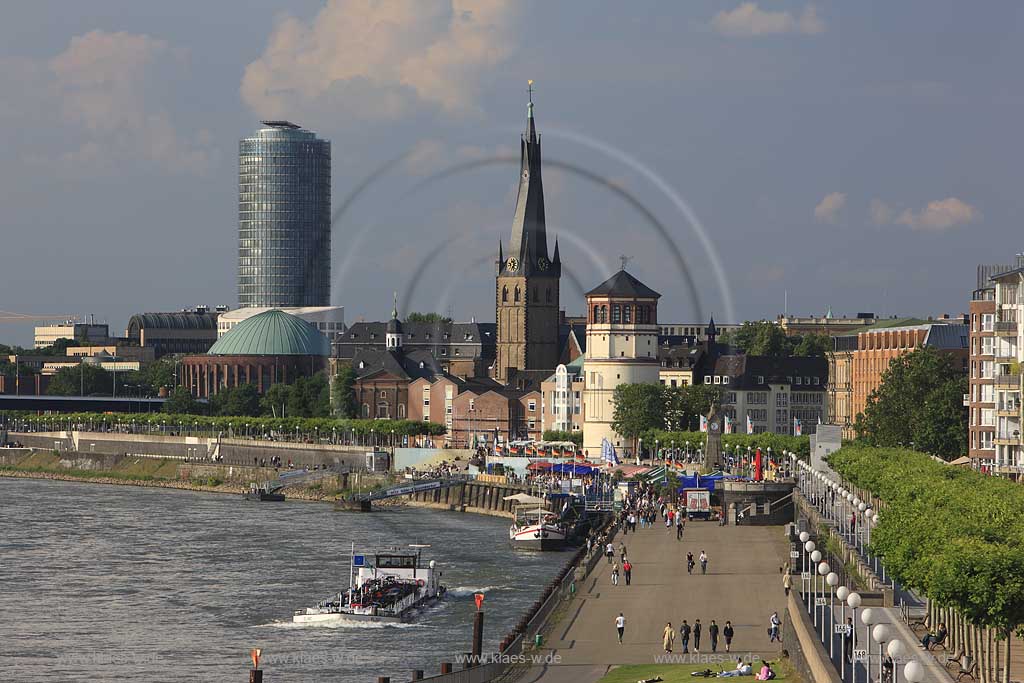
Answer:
519;517;791;683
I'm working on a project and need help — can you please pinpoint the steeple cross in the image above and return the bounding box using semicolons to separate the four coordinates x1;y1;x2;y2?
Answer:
619;254;632;271
528;79;534;103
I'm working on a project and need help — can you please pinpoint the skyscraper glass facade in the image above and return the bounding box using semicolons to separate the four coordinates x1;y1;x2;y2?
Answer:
238;121;331;308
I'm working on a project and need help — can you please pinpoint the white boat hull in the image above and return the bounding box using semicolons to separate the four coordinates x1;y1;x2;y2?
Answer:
510;523;567;551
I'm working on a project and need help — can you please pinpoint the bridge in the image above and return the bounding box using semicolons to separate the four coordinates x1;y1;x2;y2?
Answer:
353;477;471;503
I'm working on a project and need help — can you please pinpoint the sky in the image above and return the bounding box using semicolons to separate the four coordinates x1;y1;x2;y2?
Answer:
1;1;1022;346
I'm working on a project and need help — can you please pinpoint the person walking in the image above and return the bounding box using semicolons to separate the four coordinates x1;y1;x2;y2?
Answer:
768;611;782;643
663;622;676;653
679;620;691;653
723;620;735;652
782;571;792;597
693;618;702;652
699;550;709;575
686;552;695;575
676;515;684;540
615;613;625;644
611;562;619;586
842;616;854;662
709;620;720;653
619;542;627;563
606;542;614;565
623;559;632;586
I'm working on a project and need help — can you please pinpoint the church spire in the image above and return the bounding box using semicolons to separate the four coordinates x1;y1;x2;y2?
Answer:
504;80;553;277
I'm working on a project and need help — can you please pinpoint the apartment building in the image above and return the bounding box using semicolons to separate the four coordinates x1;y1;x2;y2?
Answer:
988;266;1024;479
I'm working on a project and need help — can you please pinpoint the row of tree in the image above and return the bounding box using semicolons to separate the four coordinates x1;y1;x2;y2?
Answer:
827;445;1024;680
641;429;811;458
718;321;831;358
611;383;720;451
8;410;446;437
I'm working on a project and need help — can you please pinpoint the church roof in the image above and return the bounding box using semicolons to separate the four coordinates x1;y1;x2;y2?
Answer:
586;269;661;299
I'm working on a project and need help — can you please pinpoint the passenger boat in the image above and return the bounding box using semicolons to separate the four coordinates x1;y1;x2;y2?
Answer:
293;545;445;624
509;506;567;551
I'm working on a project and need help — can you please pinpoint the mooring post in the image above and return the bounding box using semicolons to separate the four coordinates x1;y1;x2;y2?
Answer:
411;670;424;681
440;662;452;674
472;610;485;664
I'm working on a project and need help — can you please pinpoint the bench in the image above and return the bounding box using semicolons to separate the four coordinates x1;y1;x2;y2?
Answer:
947;654;976;682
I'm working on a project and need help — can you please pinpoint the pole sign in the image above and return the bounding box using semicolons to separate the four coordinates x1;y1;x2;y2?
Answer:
853;650;868;661
801;572;811;580
790;550;800;559
815;597;828;606
834;624;847;634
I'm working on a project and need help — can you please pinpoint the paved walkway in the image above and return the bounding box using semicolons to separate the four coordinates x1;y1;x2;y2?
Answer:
522;518;790;682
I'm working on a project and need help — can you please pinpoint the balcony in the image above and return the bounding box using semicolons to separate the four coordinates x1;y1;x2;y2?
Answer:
994;374;1021;389
995;321;1018;336
995;434;1021;446
998;404;1020;417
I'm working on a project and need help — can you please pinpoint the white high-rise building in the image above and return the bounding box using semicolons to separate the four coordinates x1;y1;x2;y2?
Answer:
582;269;661;457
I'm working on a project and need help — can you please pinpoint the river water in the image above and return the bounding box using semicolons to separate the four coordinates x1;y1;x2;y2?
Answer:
0;478;568;682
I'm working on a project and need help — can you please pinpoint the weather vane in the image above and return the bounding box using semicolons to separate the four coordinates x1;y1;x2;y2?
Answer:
528;79;534;102
619;255;632;271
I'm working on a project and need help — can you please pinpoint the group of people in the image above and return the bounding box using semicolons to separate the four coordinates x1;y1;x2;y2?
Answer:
660;618;736;654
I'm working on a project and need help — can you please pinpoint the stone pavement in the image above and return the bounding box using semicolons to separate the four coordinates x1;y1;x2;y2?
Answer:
521;518;790;682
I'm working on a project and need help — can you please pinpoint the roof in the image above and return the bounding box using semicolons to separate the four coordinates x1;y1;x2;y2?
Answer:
709;354;828;390
924;323;968;349
207;310;329;356
334;321;495;359
352;348;447;382
127;312;218;331
586;269;661;299
218;306;343;322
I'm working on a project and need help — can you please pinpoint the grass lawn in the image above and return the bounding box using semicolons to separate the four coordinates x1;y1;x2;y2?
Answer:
596;662;792;682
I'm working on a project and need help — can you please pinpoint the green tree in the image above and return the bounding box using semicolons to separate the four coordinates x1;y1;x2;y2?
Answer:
792;333;831;357
331;366;358;418
261;384;291;418
209;384;261;417
47;364;113;396
854;346;967;458
612;383;666;453
664;384;720;431
404;312;453;324
163;386;200;414
542;429;583;445
721;321;790;357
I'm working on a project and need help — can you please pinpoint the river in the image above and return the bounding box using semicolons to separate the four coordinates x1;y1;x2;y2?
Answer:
0;478;568;682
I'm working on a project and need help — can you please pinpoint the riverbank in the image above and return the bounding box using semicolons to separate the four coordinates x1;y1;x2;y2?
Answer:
0;449;391;503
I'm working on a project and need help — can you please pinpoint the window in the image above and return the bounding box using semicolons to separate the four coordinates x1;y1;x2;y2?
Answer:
982;314;994;332
623;305;632;323
362;404;370;418
528;400;536;412
713;376;721;384
593;305;600;322
776;393;788;407
813;377;819;386
397;405;406;419
502;286;508;302
469;398;475;410
380;391;387;399
514;286;521;302
611;305;621;323
704;375;712;384
757;376;764;384
795;377;802;385
533;288;539;302
528;420;536;430
723;376;729;384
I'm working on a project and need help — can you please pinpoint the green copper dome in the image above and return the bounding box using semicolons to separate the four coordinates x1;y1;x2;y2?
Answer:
208;310;329;357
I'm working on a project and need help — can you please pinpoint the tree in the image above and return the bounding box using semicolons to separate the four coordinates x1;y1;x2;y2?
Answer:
331;366;358;418
261;384;291;418
47;364;113;396
163;387;200;414
259;375;331;419
854;346;967;458
209;384;261;417
542;429;583;445
793;333;831;357
611;383;666;453
405;312;453;324
664;384;721;431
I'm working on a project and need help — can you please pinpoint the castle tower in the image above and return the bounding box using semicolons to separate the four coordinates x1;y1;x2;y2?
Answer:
582;267;661;456
495;85;561;384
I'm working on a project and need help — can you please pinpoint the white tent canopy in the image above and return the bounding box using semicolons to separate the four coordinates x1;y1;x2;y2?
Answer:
503;493;547;505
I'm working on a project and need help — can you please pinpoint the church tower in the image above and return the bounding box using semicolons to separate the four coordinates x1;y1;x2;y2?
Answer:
495;84;561;384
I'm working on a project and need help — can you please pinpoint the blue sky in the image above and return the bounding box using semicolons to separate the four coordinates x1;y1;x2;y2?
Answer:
1;1;1021;345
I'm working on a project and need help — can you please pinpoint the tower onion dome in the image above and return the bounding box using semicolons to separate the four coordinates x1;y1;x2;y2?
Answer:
207;309;329;356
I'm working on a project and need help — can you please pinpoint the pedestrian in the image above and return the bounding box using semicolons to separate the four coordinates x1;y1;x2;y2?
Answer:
611;562;619;586
842;617;854;662
666;509;673;528
723;620;734;652
687;552;695;575
663;622;675;653
768;611;781;643
709;620;719;652
693;618;702;652
606;542;614;565
619;542;627;563
615;613;625;644
676;515;684;540
782;571;792;597
699;550;708;575
679;620;691;653
623;559;632;586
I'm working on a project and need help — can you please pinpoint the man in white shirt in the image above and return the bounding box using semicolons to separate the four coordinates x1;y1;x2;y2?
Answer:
615;613;626;643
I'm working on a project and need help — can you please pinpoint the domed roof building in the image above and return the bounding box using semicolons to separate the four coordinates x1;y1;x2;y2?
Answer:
181;310;328;398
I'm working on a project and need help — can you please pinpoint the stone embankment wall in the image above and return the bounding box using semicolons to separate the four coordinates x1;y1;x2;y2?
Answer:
402;480;533;519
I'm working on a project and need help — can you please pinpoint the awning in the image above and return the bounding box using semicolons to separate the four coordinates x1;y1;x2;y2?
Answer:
526;461;553;471
503;493;547;505
948;456;972;467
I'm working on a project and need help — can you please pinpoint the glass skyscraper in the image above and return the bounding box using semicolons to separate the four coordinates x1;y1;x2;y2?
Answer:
238;121;331;308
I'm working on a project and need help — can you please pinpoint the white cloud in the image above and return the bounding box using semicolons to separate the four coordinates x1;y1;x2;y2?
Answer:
869;199;893;226
0;31;215;175
895;197;980;232
813;192;846;224
712;3;825;37
241;0;523;124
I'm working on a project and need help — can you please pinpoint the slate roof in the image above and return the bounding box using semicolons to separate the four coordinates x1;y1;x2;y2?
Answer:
708;354;828;391
585;269;661;299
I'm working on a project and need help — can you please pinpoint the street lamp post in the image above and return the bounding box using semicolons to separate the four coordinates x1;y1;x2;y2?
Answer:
860;608;876;683
847;593;862;683
836;586;850;679
817;561;830;640
810;550;822;625
826;572;839;657
887;639;905;683
903;659;924;683
872;623;890;683
804;540;816;610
